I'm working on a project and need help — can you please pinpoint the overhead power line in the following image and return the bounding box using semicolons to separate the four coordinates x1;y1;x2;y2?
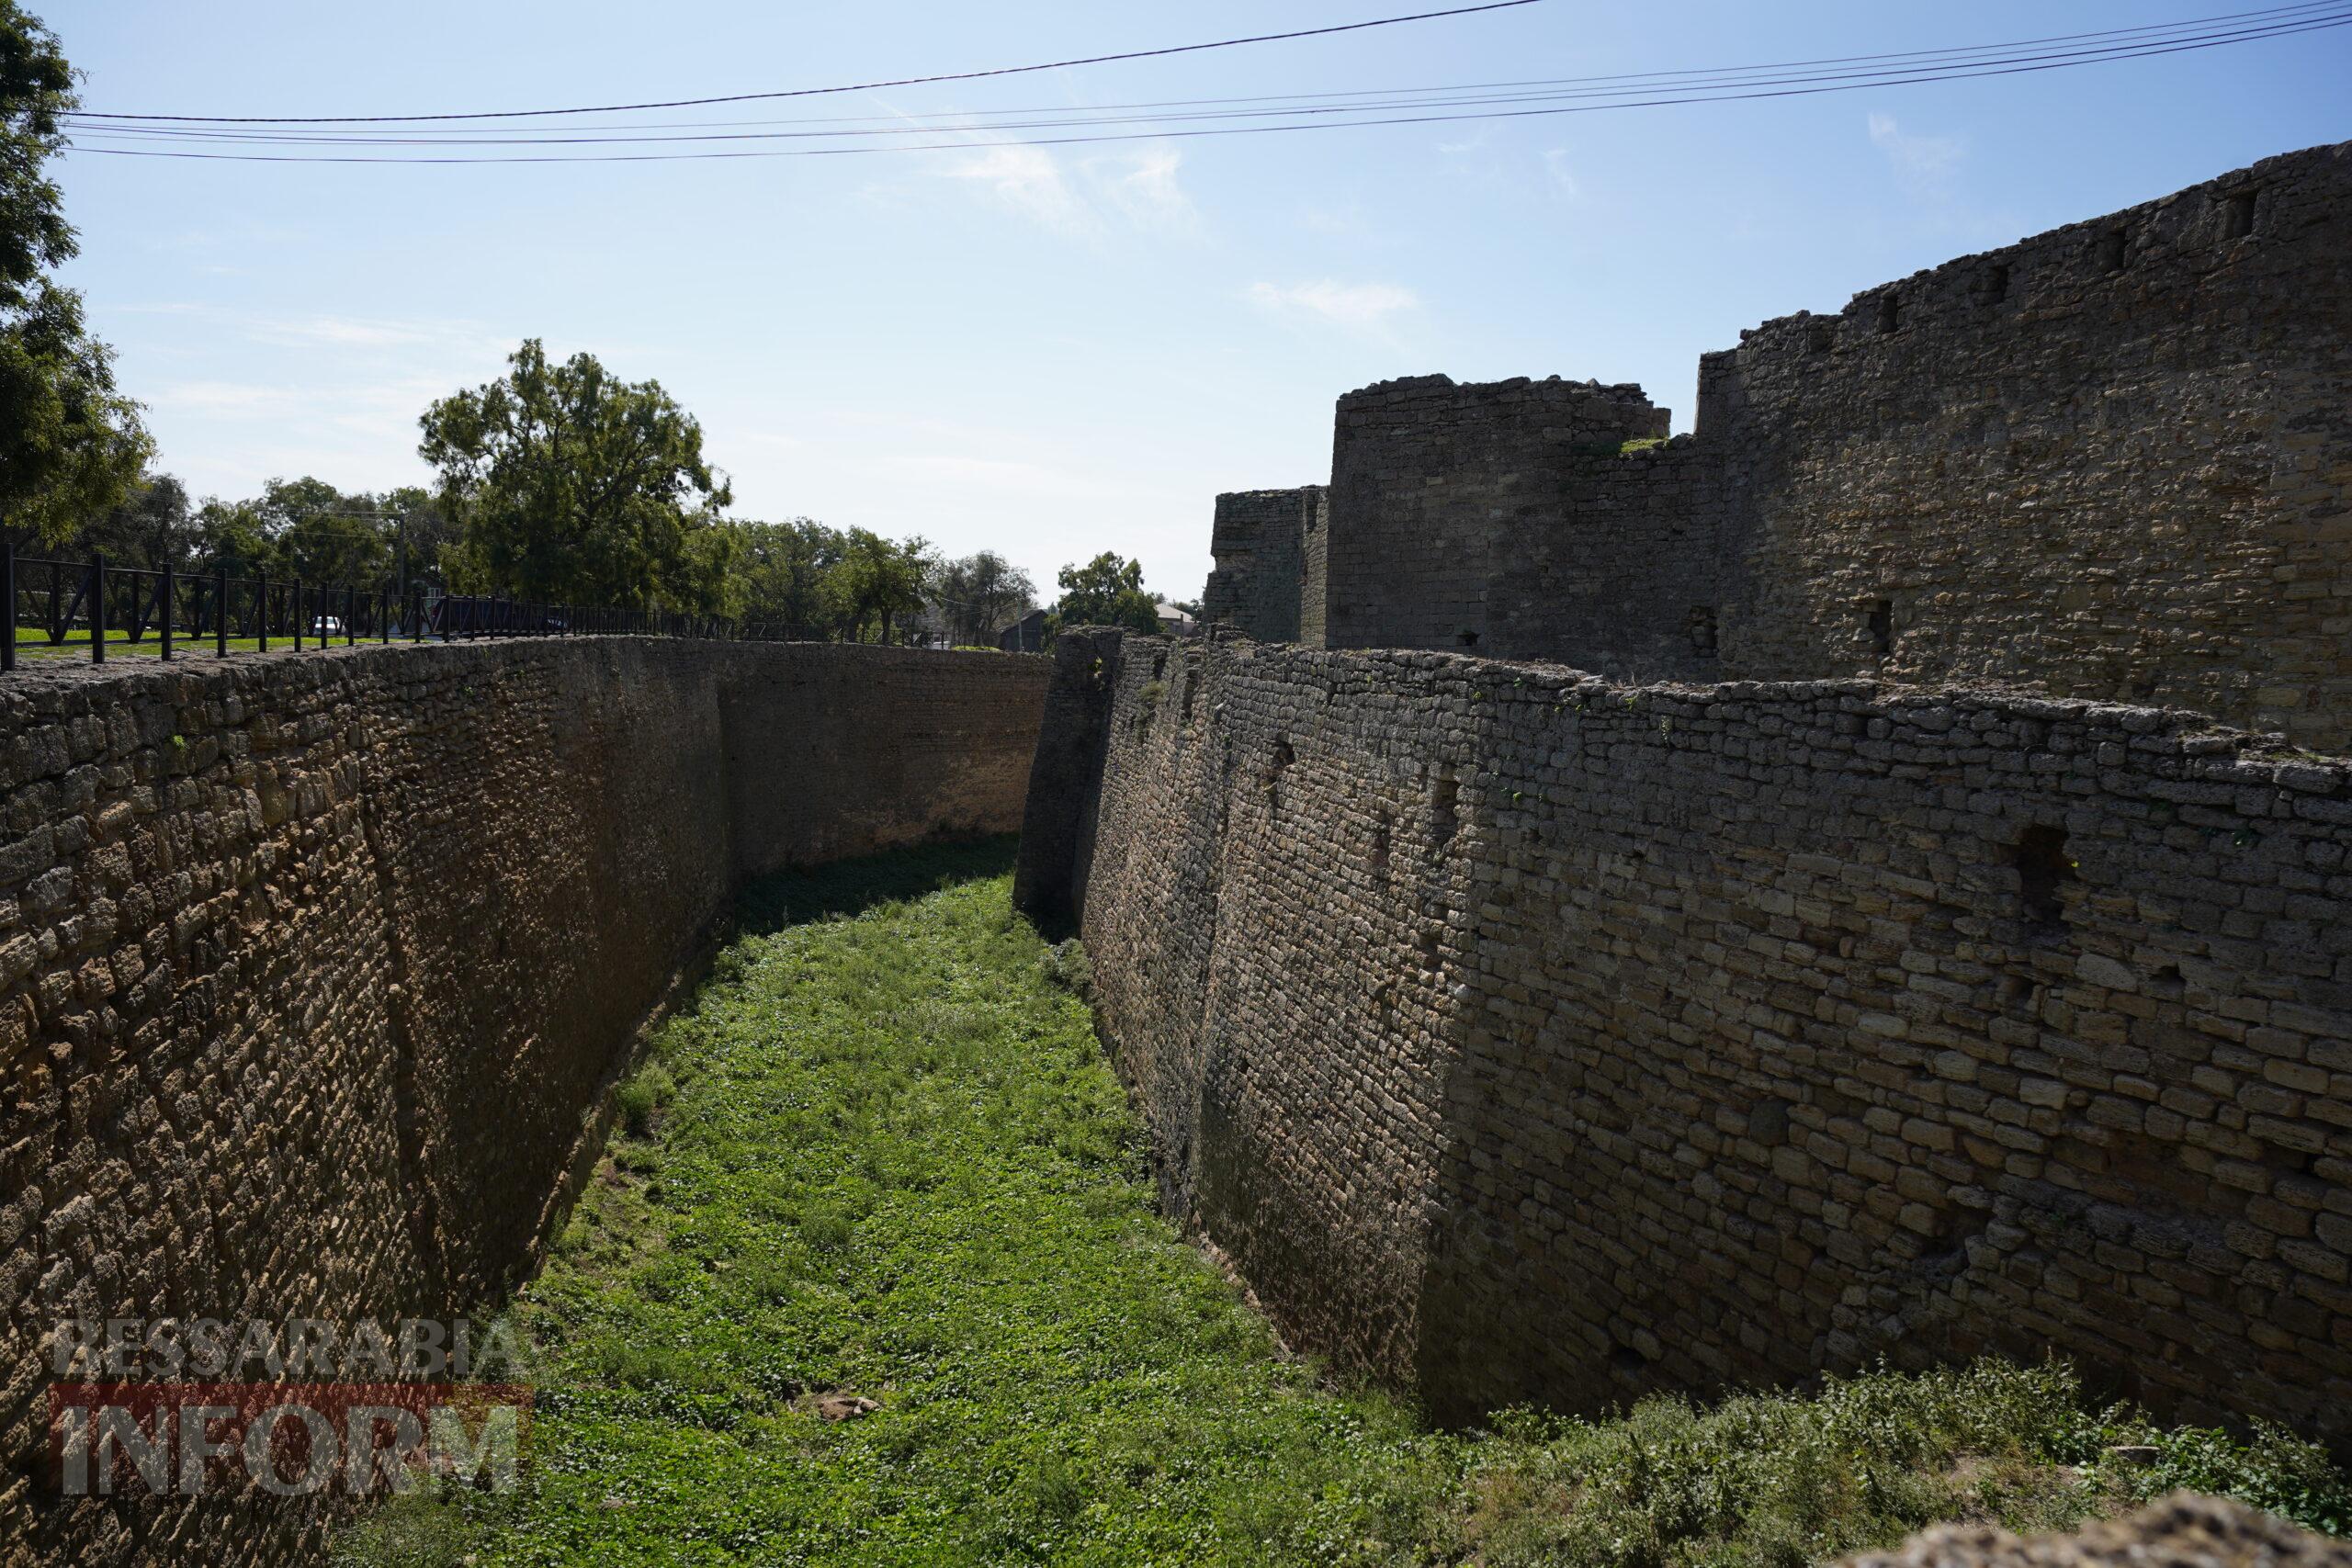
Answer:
59;0;2344;145
62;7;2352;152
70;0;2346;138
70;0;1546;125
59;5;2348;165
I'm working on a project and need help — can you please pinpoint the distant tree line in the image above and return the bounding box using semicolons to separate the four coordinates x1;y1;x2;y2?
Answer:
31;335;1201;650
45;468;1047;649
0;6;1169;651
22;339;1049;647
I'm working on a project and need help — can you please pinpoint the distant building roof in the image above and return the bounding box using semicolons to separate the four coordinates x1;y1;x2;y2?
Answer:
997;607;1048;652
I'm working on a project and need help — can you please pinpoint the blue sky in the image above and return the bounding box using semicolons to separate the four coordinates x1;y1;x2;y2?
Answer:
45;2;2352;603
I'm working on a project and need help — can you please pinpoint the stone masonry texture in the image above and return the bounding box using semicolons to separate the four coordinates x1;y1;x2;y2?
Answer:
1323;377;1669;660
1840;1495;2352;1568
1017;628;2352;1443
0;637;1045;1566
1209;142;2351;749
1200;487;1327;646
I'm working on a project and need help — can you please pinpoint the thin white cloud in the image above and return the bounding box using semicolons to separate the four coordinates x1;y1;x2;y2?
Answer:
151;381;311;415
896;454;1128;501
1868;112;1965;189
1246;279;1419;328
942;144;1092;233
1091;149;1196;232
938;142;1196;238
142;369;472;498
118;302;512;358
1543;147;1580;199
731;431;811;455
1298;204;1375;240
259;315;452;350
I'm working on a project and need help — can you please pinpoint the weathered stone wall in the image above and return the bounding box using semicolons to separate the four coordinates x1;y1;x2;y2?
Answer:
1019;629;2352;1443
0;638;1045;1565
1705;139;2352;748
1522;440;1729;681
1308;141;2352;747
1322;377;1670;657
1844;1495;2352;1568
1297;487;1330;649
1201;489;1320;645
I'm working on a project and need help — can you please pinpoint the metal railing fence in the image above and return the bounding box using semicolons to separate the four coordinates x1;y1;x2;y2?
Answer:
1;536;805;673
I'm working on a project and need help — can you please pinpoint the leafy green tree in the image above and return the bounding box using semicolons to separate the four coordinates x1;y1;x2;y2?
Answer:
730;519;849;639
1050;552;1162;637
933;550;1037;648
0;4;150;544
73;471;194;569
832;528;933;644
670;506;744;620
378;483;459;594
194;498;277;578
419;339;734;612
256;477;394;586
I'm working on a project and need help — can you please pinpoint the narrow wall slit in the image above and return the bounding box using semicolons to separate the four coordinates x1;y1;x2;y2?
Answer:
1689;606;1719;658
1430;773;1461;847
2225;190;2258;240
2016;824;2075;936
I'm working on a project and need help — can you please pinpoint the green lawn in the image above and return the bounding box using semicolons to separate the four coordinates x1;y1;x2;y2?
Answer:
9;628;387;660
340;840;2348;1567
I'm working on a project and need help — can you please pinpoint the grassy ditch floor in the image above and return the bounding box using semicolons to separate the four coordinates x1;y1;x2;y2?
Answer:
342;839;2349;1567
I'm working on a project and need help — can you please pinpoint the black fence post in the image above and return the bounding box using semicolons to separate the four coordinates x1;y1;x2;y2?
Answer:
380;591;390;644
294;581;304;651
89;553;106;664
345;586;356;646
256;574;268;652
216;569;229;657
1;529;14;674
161;563;175;660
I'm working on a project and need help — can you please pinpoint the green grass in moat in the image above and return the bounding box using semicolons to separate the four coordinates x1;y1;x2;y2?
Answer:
337;838;2349;1568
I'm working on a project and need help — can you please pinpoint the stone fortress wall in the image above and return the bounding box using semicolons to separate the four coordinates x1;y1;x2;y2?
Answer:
0;638;1046;1566
1017;627;2352;1444
1200;488;1324;647
1205;141;2352;749
1323;377;1673;660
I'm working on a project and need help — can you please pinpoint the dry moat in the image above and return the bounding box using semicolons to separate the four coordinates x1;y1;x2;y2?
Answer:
337;842;2348;1567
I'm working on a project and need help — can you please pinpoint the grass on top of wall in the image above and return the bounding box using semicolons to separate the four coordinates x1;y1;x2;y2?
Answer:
337;839;2349;1568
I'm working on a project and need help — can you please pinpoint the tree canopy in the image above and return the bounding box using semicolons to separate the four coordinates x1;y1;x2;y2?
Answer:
1052;552;1162;637
933;550;1038;648
831;528;933;644
419;339;736;612
727;519;846;638
66;470;193;569
0;3;150;544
